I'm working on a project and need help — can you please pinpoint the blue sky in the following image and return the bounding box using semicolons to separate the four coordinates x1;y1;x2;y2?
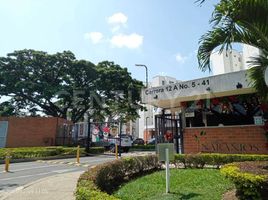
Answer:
0;0;218;82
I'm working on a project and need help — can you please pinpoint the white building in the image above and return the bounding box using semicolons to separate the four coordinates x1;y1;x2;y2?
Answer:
210;49;243;75
242;44;261;68
210;44;261;75
137;75;180;140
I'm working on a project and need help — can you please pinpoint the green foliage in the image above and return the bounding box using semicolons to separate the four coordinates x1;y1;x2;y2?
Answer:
76;155;159;199
0;101;21;116
0;146;103;160
76;180;119;200
130;145;155;151
0;50;144;122
87;147;105;154
114;169;234;200
173;153;268;168
197;0;268;101
221;162;267;200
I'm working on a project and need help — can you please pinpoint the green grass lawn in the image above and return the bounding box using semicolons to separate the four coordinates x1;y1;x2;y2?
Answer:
114;169;234;200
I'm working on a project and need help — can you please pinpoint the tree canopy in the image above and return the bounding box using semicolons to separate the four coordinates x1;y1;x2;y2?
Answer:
0;49;144;122
197;0;268;101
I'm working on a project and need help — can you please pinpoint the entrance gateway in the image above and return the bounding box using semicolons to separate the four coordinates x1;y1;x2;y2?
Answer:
142;70;268;154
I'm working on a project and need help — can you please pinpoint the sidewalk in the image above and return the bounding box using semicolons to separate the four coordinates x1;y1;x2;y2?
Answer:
1;171;83;200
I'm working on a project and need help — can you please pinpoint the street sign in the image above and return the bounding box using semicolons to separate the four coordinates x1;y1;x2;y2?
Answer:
157;143;175;161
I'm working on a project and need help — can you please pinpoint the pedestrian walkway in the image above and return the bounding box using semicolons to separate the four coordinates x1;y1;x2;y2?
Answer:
1;171;82;200
36;160;90;168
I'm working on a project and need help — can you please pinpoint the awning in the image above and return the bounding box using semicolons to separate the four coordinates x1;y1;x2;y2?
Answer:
141;70;255;109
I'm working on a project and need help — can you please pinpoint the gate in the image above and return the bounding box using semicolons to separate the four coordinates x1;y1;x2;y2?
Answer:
56;121;122;148
0;121;8;148
155;114;183;153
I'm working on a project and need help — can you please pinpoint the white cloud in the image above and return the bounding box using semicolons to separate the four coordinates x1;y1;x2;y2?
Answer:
110;33;143;49
84;32;103;44
107;12;128;25
175;53;188;64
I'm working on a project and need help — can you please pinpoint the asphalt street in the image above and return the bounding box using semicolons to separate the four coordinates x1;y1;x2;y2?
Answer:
0;155;115;196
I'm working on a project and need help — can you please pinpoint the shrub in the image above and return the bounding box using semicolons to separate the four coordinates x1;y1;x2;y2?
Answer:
173;153;268;168
0;146;103;160
130;145;155;151
93;155;159;193
76;179;119;200
76;155;160;199
221;161;268;200
87;147;105;154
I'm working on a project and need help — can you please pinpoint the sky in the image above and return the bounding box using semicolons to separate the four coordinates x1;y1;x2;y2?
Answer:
0;0;218;83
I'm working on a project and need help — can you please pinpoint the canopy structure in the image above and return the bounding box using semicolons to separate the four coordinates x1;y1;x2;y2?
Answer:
141;70;254;109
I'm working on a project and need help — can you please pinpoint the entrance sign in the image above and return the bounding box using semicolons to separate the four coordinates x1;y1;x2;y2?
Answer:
157;143;175;161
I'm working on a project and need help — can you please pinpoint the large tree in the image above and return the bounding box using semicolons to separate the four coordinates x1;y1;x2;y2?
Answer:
197;0;268;101
0;49;143;122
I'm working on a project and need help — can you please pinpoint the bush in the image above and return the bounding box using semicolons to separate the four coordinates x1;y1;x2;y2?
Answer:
76;155;160;199
221;161;268;200
76;179;119;200
130;145;155;151
0;146;104;160
87;147;105;154
173;153;268;168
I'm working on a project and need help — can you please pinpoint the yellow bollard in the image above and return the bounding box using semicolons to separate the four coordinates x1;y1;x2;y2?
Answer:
115;144;118;159
76;145;80;164
5;153;10;172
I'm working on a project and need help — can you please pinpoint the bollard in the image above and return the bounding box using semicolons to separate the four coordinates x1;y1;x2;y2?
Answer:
5;153;11;172
76;145;80;164
115;144;118;159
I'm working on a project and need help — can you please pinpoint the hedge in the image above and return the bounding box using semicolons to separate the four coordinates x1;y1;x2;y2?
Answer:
221;161;268;200
173;153;268;168
130;145;155;151
76;155;160;200
87;147;105;154
0;146;104;160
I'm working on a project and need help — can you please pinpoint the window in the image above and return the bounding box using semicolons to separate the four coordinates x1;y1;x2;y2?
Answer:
162;80;165;85
184;93;264;127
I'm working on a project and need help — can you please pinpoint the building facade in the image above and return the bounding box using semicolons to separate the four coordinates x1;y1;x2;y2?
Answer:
141;70;268;154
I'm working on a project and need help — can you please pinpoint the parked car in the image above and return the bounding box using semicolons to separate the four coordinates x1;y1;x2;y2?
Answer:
147;138;156;145
108;135;133;153
133;138;145;145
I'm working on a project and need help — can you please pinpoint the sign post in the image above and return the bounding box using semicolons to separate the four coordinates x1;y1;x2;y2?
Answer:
157;143;174;194
165;148;170;193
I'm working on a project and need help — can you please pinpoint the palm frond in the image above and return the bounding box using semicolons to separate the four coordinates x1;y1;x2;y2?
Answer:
247;55;268;101
198;25;262;72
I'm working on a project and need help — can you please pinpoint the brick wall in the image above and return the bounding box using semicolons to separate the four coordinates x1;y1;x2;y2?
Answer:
0;117;70;147
184;125;268;154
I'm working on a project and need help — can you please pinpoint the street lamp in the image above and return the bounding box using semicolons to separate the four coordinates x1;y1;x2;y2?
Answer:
135;64;148;88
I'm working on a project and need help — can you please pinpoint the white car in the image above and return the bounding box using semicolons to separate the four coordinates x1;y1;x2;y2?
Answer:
108;135;133;153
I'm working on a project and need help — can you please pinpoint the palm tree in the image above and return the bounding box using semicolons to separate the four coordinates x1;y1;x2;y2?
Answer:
197;0;268;101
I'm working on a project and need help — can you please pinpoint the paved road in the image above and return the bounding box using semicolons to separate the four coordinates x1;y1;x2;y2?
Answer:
0;155;115;197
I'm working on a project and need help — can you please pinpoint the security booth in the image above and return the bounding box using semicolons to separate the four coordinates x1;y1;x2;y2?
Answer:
142;70;268;154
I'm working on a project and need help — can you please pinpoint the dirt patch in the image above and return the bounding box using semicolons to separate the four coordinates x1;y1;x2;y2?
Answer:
238;161;268;176
222;189;238;200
